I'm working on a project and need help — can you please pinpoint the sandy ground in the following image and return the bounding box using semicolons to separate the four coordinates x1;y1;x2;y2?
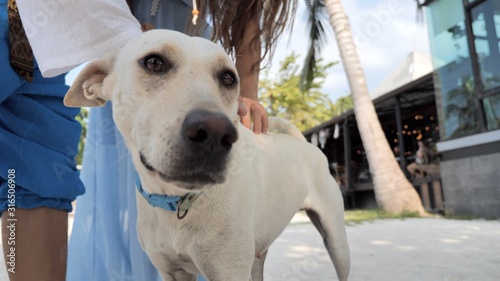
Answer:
1;212;499;280
266;213;500;281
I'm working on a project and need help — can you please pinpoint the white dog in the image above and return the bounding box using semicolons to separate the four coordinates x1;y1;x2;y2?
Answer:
65;30;350;281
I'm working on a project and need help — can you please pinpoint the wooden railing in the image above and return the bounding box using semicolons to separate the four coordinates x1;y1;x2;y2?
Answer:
337;176;445;213
412;177;444;213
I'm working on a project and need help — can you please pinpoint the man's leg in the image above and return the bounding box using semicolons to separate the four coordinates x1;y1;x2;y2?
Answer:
2;207;68;281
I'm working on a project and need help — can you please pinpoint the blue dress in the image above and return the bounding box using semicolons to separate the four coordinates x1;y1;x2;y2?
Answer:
67;1;209;280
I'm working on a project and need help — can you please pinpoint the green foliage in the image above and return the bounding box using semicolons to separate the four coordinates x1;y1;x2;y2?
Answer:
260;53;351;131
442;211;498;221
344;209;421;225
75;108;88;166
334;94;354;115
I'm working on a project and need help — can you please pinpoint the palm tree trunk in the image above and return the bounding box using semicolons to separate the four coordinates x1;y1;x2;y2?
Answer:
324;0;426;215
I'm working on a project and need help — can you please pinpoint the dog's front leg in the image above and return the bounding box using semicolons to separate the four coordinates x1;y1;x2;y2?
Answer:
251;249;268;281
146;250;197;281
159;270;197;281
193;237;255;281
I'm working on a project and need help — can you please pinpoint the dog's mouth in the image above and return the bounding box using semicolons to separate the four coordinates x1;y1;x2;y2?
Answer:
140;153;156;172
139;153;225;187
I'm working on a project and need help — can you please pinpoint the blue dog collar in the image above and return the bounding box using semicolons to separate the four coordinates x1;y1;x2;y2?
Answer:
135;178;202;219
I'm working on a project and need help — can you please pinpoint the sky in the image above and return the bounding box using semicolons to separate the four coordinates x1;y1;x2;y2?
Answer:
66;0;431;103
268;0;431;102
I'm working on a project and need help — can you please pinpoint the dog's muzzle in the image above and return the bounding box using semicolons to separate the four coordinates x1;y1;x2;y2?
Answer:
182;109;237;153
170;109;237;185
139;109;237;187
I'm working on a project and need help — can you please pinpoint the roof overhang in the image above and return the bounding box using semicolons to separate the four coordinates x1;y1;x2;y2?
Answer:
303;72;434;136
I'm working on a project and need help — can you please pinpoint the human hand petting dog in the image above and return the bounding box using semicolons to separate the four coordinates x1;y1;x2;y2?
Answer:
234;14;269;135
237;96;268;134
235;47;268;134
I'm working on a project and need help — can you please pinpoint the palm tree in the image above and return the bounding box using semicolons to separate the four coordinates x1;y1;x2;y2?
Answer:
302;0;426;215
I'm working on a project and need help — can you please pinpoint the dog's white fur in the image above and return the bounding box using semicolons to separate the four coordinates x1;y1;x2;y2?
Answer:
65;30;350;281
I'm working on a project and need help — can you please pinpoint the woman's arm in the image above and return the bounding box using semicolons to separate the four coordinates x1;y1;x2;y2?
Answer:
235;15;268;134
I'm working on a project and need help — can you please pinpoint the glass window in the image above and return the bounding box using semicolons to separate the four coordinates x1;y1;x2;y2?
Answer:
427;0;482;139
483;94;500;130
471;1;500;92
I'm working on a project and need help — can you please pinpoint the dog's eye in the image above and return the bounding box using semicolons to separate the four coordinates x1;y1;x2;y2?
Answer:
144;55;167;73
219;71;237;87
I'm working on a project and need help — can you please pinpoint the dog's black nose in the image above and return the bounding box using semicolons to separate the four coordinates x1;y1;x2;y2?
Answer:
182;109;237;152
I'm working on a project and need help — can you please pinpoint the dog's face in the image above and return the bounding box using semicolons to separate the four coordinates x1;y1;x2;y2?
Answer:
65;30;240;192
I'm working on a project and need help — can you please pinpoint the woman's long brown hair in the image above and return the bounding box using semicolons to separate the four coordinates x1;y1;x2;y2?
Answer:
127;0;297;66
200;0;297;66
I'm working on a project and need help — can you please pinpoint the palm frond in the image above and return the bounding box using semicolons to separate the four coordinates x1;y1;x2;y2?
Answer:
300;0;331;93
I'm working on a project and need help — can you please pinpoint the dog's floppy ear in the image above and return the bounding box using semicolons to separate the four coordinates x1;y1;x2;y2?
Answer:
64;52;116;107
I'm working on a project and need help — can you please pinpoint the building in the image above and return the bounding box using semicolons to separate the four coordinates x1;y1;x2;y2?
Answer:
305;0;499;218
423;0;500;217
304;51;442;211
